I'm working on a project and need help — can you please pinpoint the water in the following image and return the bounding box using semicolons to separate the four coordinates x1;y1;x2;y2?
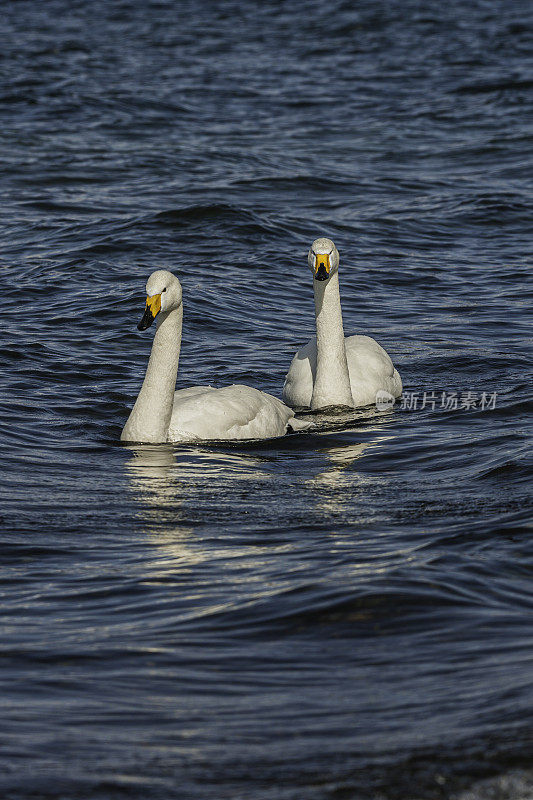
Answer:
1;0;532;797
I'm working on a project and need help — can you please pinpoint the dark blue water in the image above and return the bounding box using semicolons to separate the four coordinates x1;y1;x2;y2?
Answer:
1;1;532;797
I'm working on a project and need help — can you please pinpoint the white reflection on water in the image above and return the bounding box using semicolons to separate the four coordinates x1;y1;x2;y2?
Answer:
123;445;195;568
314;440;373;485
124;444;273;519
308;433;394;521
304;405;397;506
123;410;397;538
125;445;272;491
123;444;277;574
312;433;393;487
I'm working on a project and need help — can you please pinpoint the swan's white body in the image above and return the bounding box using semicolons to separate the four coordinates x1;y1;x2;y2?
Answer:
167;383;305;442
121;271;309;444
283;239;402;410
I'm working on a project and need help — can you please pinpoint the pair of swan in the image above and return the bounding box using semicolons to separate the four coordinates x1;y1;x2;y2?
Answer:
121;238;402;444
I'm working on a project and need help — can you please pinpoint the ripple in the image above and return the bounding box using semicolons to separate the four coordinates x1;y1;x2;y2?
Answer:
0;0;531;796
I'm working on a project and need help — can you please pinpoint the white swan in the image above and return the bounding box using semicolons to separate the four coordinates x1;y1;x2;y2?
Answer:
121;270;310;443
283;238;402;410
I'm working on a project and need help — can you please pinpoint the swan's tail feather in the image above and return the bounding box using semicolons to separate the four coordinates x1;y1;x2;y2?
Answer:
287;416;314;432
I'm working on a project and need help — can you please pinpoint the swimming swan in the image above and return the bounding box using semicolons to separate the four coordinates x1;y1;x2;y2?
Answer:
121;270;310;443
283;238;402;410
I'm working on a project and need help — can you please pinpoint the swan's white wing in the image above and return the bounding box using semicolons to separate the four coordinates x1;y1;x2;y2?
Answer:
345;335;402;407
283;335;402;409
282;338;317;409
172;385;215;404
169;384;310;442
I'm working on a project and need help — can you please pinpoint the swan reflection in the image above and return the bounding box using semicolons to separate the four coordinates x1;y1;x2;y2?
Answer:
123;408;396;541
123;444;277;574
124;444;273;519
313;440;373;486
308;419;395;518
123;445;195;571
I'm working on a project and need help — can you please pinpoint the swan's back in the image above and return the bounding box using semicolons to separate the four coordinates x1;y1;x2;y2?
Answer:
169;384;300;442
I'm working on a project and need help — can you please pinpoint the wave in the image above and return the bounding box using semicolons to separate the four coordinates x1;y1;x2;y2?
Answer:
454;77;533;94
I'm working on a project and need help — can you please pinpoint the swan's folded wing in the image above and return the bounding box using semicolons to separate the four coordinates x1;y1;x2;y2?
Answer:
287;415;313;432
282;337;317;409
172;386;215;405
168;384;299;442
345;335;402;405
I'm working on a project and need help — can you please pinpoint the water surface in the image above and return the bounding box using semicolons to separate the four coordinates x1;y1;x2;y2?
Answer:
1;1;532;798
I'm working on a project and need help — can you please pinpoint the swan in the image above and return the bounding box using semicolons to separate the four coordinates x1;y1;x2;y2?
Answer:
283;237;402;410
121;270;310;443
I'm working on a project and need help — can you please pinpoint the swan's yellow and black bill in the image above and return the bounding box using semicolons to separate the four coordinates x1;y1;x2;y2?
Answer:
314;253;331;281
138;293;162;331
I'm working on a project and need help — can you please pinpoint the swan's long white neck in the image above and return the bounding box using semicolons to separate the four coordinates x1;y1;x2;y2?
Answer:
121;305;182;443
311;272;354;409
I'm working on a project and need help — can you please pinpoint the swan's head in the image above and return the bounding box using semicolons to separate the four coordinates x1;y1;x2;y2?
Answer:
308;237;339;281
137;270;182;331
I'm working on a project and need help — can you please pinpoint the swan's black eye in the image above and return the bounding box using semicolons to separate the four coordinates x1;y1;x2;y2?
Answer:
162;287;167;293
